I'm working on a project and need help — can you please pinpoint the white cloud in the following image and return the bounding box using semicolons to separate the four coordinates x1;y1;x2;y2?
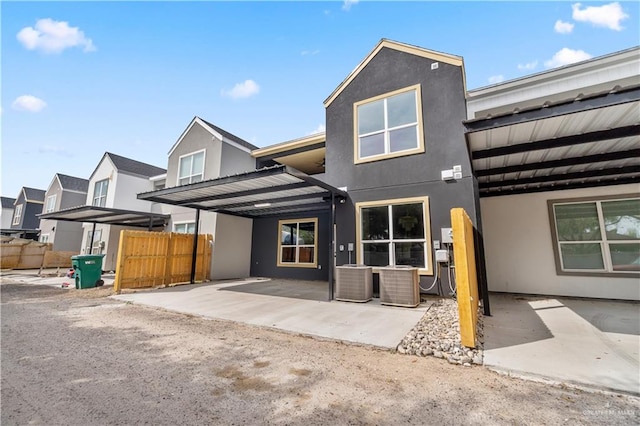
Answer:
572;2;629;31
554;20;574;34
342;0;359;11
12;95;47;112
38;145;71;156
544;47;592;68
308;124;326;135
221;80;260;99
17;18;96;54
517;61;538;71
301;49;320;56
488;75;504;84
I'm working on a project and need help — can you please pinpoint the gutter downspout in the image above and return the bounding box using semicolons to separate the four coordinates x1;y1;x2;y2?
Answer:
328;192;335;301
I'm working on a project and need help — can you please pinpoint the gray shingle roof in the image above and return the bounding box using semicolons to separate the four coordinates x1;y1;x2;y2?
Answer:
106;152;166;177
23;187;46;202
57;174;89;192
199;118;259;150
1;197;15;209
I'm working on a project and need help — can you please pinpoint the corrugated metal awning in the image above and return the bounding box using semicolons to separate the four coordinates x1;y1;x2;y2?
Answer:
464;85;640;197
137;165;346;218
38;206;169;228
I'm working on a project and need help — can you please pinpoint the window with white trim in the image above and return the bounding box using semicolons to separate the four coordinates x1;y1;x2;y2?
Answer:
277;218;318;267
354;85;423;163
13;204;22;225
93;179;109;207
357;197;432;273
178;150;205;185
173;222;196;234
551;197;640;274
45;194;57;213
39;234;49;243
85;229;102;254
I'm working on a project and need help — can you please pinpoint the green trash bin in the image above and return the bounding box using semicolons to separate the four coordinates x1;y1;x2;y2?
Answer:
71;255;105;289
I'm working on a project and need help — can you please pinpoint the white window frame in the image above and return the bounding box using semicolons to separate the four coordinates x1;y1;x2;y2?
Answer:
550;196;640;276
93;179;109;207
177;149;206;186
13;204;23;225
173;221;196;234
45;194;57;213
85;229;103;254
356;196;433;275
353;84;424;164
277;218;318;268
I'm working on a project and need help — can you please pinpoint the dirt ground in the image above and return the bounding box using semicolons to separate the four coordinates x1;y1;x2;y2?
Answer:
2;281;639;425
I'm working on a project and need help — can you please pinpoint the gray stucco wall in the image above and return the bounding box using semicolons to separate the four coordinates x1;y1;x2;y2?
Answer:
166;123;222;188
220;143;256;176
250;211;330;281
325;47;477;294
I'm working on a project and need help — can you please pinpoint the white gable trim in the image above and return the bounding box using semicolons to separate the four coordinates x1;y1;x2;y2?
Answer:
88;153;116;182
167;116;252;157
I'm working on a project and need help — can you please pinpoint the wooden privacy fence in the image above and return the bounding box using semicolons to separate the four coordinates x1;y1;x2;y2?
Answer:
114;230;213;292
451;208;480;348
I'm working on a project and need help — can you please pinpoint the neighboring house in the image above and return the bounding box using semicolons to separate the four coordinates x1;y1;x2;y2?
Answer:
8;187;46;240
81;152;166;271
465;46;639;301
1;197;16;229
140;40;639;302
157;116;258;279
38;174;89;251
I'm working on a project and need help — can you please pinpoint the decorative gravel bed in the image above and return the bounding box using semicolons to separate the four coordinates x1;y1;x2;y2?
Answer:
396;298;484;366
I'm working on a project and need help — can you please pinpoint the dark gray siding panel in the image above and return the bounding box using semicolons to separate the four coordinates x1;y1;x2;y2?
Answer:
61;191;88;210
250;211;330;281
23;203;43;230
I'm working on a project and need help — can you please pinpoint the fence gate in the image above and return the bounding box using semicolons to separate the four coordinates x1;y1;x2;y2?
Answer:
114;230;213;292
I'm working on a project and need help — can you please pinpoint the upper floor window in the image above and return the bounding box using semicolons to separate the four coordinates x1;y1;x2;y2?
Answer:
45;195;57;213
356;196;432;275
13;204;23;225
93;179;109;207
550;196;640;275
277;218;318;268
173;222;195;234
178;150;205;185
354;85;424;164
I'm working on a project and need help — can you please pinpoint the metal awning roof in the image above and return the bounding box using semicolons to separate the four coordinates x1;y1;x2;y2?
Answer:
464;85;640;197
38;206;169;228
137;165;347;218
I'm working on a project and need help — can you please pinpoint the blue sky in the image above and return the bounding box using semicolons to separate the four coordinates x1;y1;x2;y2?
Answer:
2;1;638;199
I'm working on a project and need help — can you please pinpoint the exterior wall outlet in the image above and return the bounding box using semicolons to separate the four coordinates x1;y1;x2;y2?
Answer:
433;240;440;249
431;62;439;70
339;244;345;252
453;171;463;179
348;243;354;251
452;165;462;173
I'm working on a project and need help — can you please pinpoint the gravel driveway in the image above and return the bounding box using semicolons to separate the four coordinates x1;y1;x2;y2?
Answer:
2;281;638;425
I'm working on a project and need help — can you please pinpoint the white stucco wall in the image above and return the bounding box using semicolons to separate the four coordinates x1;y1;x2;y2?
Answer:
211;214;253;279
480;184;639;301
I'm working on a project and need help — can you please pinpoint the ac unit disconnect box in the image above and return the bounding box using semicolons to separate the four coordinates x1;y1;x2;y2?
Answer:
441;228;453;243
435;249;449;263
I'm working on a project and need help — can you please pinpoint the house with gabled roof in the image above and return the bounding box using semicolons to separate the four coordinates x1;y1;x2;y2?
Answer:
4;187;46;240
38;173;89;251
158;116;259;279
1;197;16;230
80;152;167;270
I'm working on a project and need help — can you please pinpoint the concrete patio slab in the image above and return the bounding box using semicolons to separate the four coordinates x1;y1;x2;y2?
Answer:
483;293;640;395
111;278;430;349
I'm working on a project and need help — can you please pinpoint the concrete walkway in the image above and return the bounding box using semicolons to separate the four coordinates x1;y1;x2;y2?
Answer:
483;294;640;395
112;278;430;349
